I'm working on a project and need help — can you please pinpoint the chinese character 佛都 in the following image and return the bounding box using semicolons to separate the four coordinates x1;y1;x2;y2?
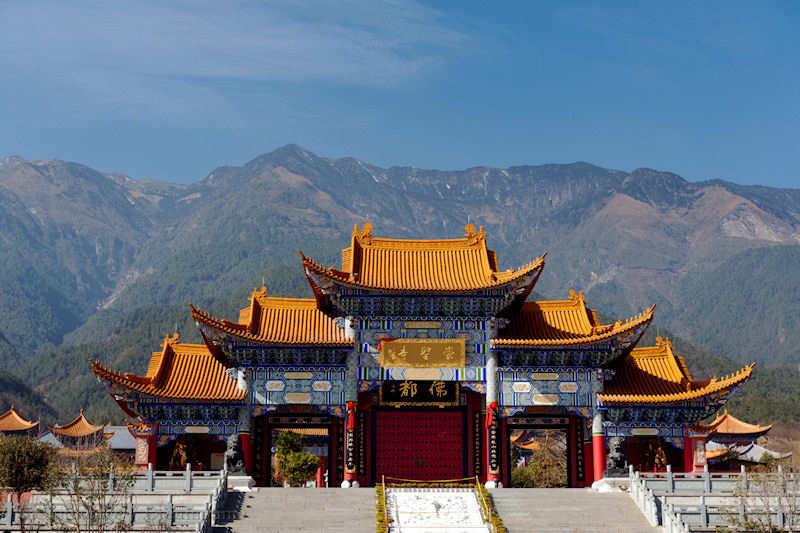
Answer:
428;380;447;398
399;380;418;398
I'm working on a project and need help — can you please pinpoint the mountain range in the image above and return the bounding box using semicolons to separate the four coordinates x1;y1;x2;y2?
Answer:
0;145;798;424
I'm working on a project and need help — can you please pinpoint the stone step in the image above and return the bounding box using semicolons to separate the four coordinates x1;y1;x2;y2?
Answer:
222;487;660;533
489;488;660;533
226;488;376;533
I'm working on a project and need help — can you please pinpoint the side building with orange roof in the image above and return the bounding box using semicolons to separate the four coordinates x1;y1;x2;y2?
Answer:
699;411;790;469
48;410;107;451
0;406;39;437
92;224;756;487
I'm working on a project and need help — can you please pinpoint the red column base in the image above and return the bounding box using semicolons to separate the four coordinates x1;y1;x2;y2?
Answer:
583;441;594;485
683;435;706;473
240;433;255;476
683;436;694;473
134;435;158;472
592;434;606;482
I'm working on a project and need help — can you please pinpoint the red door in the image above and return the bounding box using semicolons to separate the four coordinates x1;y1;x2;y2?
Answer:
375;410;464;481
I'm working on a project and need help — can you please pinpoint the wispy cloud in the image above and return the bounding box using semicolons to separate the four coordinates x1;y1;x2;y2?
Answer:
0;0;467;121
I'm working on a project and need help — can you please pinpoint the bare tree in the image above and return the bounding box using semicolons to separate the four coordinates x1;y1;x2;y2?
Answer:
50;447;135;533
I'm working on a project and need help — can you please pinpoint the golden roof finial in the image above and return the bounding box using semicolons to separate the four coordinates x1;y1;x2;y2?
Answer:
569;288;577;300
354;222;373;244
160;331;180;348
465;223;477;238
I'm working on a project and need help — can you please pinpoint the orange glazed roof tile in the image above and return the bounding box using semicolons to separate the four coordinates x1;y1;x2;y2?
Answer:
91;333;244;401
0;406;38;432
696;410;772;437
598;337;755;404
302;223;546;292
192;289;351;346
492;290;655;347
50;410;105;438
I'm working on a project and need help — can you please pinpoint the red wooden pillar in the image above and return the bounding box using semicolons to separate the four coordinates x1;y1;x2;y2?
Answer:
358;393;374;487
499;418;510;488
133;434;158;471
130;421;158;471
592;413;606;482
239;433;255;476
146;434;157;466
584;439;594;484
485;401;501;487
683;429;707;473
329;415;339;488
568;415;578;487
342;401;358;487
316;458;325;488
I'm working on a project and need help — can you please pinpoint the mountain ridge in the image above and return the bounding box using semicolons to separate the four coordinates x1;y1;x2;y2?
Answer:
0;145;799;423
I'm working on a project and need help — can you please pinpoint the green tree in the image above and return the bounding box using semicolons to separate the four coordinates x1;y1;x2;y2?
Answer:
510;431;567;488
275;432;320;487
0;435;55;531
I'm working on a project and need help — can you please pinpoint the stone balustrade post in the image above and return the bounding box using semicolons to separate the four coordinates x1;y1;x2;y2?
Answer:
185;462;193;492
147;463;154;492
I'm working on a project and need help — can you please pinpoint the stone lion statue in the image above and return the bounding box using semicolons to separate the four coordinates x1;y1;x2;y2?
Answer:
225;434;245;474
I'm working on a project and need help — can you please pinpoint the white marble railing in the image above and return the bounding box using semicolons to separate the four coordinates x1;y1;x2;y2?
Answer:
628;465;800;532
2;467;227;532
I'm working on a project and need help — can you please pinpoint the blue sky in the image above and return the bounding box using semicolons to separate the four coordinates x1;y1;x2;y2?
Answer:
1;1;798;187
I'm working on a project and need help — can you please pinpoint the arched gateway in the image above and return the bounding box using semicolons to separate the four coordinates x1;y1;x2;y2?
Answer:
92;224;754;487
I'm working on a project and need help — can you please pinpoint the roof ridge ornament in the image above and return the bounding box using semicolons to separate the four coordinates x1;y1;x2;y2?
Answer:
464;223;485;243
160;331;180;348
568;288;584;302
354;222;373;244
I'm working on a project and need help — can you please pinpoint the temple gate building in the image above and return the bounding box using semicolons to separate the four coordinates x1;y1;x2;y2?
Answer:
92;224;754;487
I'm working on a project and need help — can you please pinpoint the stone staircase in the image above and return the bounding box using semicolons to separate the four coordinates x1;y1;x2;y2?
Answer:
489;488;661;533
225;488;376;533
221;487;660;532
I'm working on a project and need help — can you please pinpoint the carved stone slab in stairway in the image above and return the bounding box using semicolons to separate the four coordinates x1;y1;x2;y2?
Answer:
387;487;490;533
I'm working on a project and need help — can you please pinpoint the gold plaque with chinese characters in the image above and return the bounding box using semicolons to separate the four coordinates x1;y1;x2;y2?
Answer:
379;338;466;368
380;380;460;407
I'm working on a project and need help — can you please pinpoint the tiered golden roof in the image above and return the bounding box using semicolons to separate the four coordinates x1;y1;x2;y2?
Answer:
302;223;546;292
192;288;351;346
696;410;772;438
91;333;244;401
599;337;754;404
50;410;105;438
492;290;655;347
0;406;38;433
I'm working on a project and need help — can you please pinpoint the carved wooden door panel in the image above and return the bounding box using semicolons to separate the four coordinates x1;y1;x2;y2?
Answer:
375;410;464;481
